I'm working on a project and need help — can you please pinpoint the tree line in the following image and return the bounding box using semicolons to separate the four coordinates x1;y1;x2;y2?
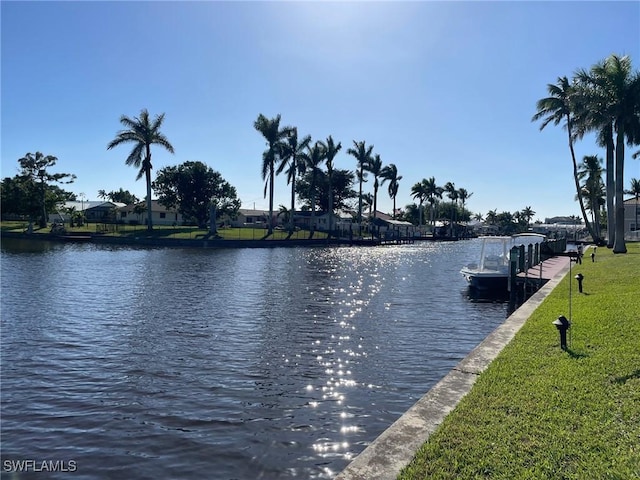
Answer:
2;53;637;244
2;111;242;230
254;114;476;238
532;53;639;254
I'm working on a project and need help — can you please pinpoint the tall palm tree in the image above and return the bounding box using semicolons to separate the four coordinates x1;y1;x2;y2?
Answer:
301;141;326;237
443;182;457;201
626;178;640;234
278;128;311;234
347;140;374;230
573;66;616;247
424;177;442;227
577;155;605;240
366;154;383;218
410;180;428;227
380;163;402;219
532;77;598;243
254;113;292;236
458;187;473;219
589;55;639;253
320;135;342;233
107;109;174;231
444;182;459;236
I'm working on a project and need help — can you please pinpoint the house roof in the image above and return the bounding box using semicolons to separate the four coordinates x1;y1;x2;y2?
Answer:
117;200;177;213
238;209;269;216
370;211;414;227
384;218;415;227
371;211;413;225
58;201;125;211
294;210;329;217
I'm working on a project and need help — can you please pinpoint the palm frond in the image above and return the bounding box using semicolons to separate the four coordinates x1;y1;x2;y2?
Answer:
125;144;144;168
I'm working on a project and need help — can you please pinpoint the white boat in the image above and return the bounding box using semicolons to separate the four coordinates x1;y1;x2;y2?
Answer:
461;234;546;291
461;236;511;291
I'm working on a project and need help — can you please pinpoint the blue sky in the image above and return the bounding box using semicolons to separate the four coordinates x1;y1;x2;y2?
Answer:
2;1;639;222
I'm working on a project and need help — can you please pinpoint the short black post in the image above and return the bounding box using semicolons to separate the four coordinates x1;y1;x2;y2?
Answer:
552;315;571;350
591;252;595;262
575;273;584;293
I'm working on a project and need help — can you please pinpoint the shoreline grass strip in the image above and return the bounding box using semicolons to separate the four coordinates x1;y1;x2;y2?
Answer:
400;243;640;480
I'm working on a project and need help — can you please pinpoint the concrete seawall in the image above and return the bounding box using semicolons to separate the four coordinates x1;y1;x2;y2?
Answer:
335;257;572;480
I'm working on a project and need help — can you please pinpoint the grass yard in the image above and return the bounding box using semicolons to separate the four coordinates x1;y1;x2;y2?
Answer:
399;243;640;480
0;221;328;241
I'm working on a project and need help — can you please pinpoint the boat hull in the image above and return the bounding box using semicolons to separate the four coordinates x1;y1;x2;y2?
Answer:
462;271;509;291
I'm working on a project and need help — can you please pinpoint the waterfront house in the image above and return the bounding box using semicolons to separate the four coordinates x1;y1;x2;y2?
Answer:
370;211;417;238
116;201;183;226
229;209;280;228
52;201;126;223
293;210;355;233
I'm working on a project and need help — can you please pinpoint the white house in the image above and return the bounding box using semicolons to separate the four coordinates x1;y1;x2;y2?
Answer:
230;209;274;228
369;211;417;238
116;201;183;226
51;201;126;223
624;196;639;240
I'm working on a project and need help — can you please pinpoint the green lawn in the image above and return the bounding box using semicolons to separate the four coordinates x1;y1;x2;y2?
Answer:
400;242;640;480
0;221;328;241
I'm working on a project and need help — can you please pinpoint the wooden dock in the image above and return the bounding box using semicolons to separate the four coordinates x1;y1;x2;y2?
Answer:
516;255;572;283
511;255;572;301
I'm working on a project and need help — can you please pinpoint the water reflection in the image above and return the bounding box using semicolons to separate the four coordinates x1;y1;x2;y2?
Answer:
1;239;507;479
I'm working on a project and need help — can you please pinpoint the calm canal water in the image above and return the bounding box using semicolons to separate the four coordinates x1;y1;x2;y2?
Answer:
1;238;507;479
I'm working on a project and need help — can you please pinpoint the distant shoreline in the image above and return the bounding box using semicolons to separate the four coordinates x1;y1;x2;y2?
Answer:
0;230;438;249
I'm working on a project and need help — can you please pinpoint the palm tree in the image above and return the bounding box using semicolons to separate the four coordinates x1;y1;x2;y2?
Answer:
362;193;374;218
410;180;428;227
380;163;402;219
573;66;616;247
301;141;326;237
424;177;442;227
496;211;517;235
444;182;459;236
577;155;605;240
578;181;606;238
473;212;484;222
520;206;536;228
588;55;639;253
278;128;311;234
366;154;383;218
485;209;498;226
443;181;457;201
107;109;174;231
254;114;292;236
458;188;473;219
532;77;598;243
277;204;291;226
626;178;640;235
320;135;342;233
347;140;374;231
402;203;421;225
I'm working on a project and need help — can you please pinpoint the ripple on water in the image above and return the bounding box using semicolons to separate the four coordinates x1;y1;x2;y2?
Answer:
1;239;507;479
